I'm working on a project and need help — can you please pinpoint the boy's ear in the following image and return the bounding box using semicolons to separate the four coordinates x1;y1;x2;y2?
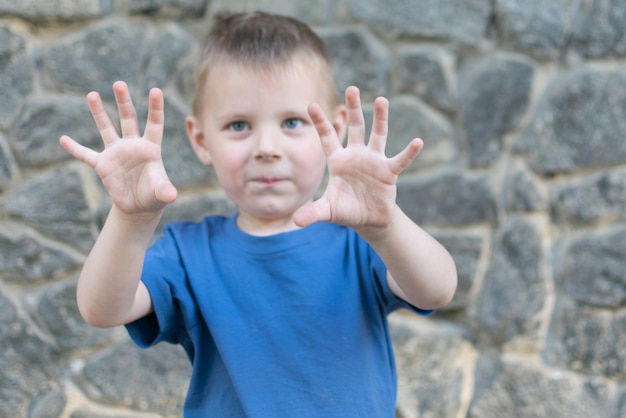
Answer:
332;104;348;144
186;115;212;165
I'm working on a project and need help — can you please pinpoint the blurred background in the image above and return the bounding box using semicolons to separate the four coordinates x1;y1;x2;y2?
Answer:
1;0;625;416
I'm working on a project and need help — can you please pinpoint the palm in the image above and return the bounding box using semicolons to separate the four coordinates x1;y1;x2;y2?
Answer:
294;86;423;229
60;82;177;216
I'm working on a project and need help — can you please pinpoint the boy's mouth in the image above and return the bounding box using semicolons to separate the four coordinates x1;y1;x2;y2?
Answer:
250;177;286;186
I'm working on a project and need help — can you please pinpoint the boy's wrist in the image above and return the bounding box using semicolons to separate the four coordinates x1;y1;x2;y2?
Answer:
353;204;404;244
108;205;164;232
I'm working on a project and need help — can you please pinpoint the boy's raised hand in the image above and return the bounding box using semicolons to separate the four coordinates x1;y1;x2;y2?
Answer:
60;81;177;218
294;86;423;231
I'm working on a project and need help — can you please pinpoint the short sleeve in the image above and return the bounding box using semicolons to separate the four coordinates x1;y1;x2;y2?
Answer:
125;227;189;347
368;244;434;317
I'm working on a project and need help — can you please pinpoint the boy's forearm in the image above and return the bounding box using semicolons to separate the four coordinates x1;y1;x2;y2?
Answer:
356;205;458;310
77;206;160;328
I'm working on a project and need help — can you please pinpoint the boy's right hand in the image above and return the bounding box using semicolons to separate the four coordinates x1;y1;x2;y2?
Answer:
60;81;177;219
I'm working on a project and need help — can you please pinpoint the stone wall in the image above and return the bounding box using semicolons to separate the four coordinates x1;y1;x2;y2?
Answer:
1;0;625;416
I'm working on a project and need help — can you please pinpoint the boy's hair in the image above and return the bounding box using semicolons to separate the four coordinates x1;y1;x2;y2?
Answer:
192;11;337;118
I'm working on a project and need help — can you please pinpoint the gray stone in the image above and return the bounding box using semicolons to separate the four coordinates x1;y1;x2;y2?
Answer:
393;46;456;112
495;0;579;57
503;163;545;212
159;96;215;188
10;95;102;166
387;96;454;171
554;227;626;309
130;0;207;17
0;291;61;417
390;314;474;418
209;0;334;24
0;223;82;283
436;233;483;311
544;299;626;377
517;66;626;175
0;133;16;190
37;279;115;351
76;340;190;415
570;0;626;58
397;173;497;226
70;411;138;418
460;54;534;167
143;24;195;93
469;356;612;417
0;25;33;127
550;168;626;224
0;0;113;20
28;387;67;418
347;0;491;45
320;27;390;101
618;386;626;418
4;167;94;248
41;22;150;100
175;61;195;106
472;217;545;345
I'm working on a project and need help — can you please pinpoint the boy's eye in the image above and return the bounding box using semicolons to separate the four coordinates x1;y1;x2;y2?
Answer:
283;118;303;130
229;121;249;132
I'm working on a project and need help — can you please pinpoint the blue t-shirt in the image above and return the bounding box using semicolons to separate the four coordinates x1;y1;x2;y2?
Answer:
126;215;430;417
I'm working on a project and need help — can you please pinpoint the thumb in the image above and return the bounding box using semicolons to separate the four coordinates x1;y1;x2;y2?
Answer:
155;178;178;204
293;200;330;227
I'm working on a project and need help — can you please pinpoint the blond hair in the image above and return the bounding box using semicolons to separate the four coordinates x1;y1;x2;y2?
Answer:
192;11;337;117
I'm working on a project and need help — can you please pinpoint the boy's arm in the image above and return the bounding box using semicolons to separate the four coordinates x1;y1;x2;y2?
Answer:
354;206;457;310
60;81;177;328
294;86;457;310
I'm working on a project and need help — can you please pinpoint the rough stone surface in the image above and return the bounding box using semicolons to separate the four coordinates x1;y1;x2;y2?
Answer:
555;227;626;309
0;291;62;417
469;356;612;417
209;0;333;24
472;217;546;346
130;0;207;17
0;25;33;127
544;300;626;378
503;163;546;213
387;96;454;170
75;340;191;415
320;27;390;101
0;0;112;20
0;133;15;190
397;174;497;226
495;0;579;57
393;46;456;112
10;95;102;166
37;279;115;351
142;24;195;93
160;96;215;188
391;315;474;418
517;66;626;175
0;223;82;283
460;54;534;167
570;0;626;58
28;387;67;418
41;22;150;100
4;167;94;249
347;0;492;45
550;168;626;225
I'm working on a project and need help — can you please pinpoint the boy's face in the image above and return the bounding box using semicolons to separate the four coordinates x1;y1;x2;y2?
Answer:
186;58;346;235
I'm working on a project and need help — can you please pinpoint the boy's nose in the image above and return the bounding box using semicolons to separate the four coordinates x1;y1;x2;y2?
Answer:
254;128;282;161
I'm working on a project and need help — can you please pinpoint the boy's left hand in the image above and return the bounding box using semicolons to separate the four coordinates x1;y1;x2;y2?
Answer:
293;86;423;231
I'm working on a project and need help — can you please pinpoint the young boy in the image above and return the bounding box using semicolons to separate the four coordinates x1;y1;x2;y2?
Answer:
60;11;457;417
